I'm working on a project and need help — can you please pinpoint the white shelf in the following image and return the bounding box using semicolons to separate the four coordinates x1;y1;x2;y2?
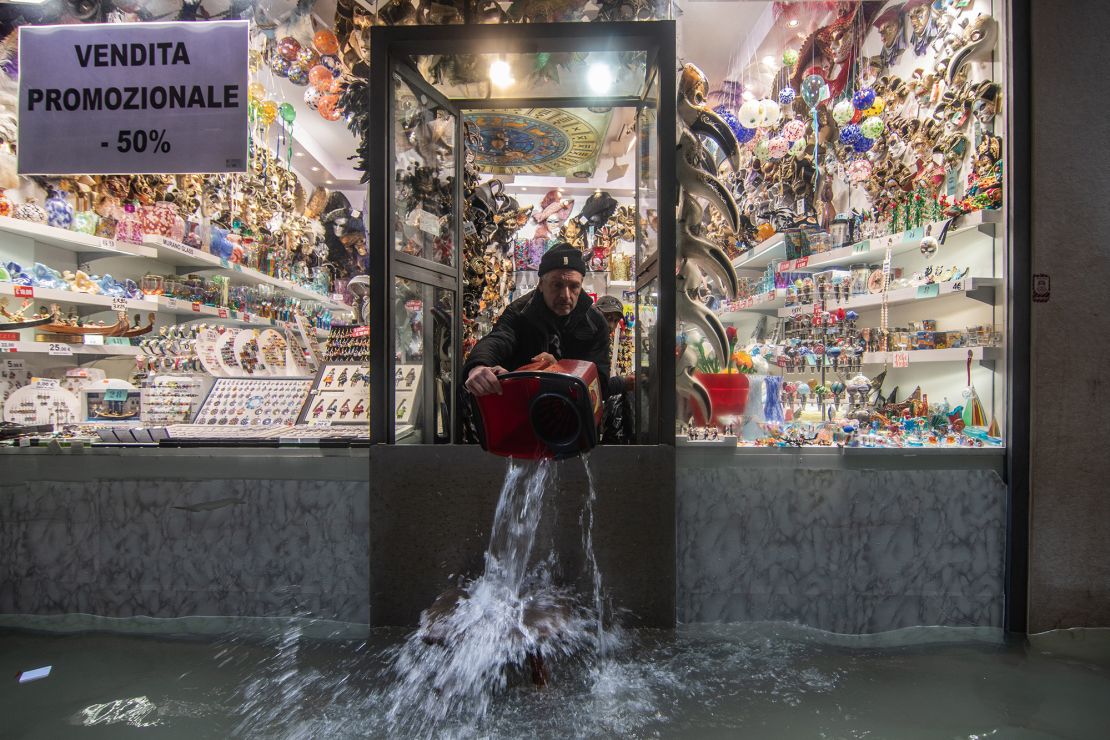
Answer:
0;340;140;357
0;216;157;259
0;281;150;311
142;236;351;311
861;346;1001;365
731;210;1000;272
140;295;331;338
776;278;999;318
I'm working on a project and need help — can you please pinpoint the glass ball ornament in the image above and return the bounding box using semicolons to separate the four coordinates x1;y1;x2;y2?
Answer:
303;86;322;110
714;106;755;144
860;116;884;139
783;49;799;68
737;99;761;129
247;81;266;101
296;47;319;68
852;135;874;153
279;102;296;123
754;139;771;161
790;139;807;157
852;87;876;111
269;53;291;78
920;236;939;259
838;123;862;146
782;119;806;143
278;36;301;62
288;63;310;86
258;100;278;127
768;137;789;159
800;74;828;108
247;50;264;73
309;64;334;91
313;29;340;56
759;99;782;127
319;55;341;75
778;86;796;106
318;94;342;122
832;100;855;125
863;97;886;117
847;159;873;184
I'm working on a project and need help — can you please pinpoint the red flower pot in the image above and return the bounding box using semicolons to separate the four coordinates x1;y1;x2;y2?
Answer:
691;372;750;426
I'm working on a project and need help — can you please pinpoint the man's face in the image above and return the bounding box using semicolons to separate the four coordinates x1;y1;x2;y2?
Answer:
604;313;622;334
540;268;583;316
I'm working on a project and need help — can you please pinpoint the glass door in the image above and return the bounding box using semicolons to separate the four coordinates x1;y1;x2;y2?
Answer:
371;60;463;444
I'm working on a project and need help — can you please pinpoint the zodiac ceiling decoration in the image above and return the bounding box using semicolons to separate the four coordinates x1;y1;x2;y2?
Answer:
464;107;611;177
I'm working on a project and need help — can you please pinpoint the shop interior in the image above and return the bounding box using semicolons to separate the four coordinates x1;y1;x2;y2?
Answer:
0;0;1005;451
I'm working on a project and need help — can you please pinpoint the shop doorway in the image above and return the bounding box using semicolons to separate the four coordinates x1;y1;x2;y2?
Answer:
368;21;676;445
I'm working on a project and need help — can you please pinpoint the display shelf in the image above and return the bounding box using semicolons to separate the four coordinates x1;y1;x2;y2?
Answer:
861;346;1001;366
718;288;790;318
731;210;1000;272
142;236;351;311
0;216;157;259
774;278;999;318
0;340;140;356
0;280;150;311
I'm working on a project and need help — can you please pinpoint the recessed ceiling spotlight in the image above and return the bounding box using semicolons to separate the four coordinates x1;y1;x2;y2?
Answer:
787;19;799;28
325;180;333;184
489;59;513;88
588;62;613;94
762;55;775;66
741;90;754;101
310;166;320;172
294;151;304;157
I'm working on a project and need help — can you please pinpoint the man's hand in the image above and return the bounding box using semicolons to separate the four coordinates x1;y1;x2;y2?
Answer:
465;365;506;396
531;352;557;367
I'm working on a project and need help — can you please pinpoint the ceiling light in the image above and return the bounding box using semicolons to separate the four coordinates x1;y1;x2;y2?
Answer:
788;19;799;28
325;180;333;184
797;31;806;39
294;151;304;157
741;90;754;101
310;166;320;171
489;59;513;88
762;55;776;66
588;63;613;94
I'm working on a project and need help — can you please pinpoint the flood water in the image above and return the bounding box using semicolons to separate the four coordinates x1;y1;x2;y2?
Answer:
1;622;1108;739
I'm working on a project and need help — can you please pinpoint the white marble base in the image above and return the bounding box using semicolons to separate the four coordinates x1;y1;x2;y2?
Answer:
0;478;368;623
677;464;1006;633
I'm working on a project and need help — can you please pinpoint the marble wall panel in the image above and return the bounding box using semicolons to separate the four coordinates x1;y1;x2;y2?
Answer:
676;464;1006;633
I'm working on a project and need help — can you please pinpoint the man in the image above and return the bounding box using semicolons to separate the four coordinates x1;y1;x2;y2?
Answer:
595;295;636;444
464;242;610;397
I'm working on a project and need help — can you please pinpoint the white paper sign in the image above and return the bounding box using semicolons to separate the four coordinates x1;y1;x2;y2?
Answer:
18;21;248;175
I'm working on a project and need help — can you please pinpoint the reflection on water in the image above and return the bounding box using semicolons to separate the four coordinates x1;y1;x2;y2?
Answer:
2;623;1109;739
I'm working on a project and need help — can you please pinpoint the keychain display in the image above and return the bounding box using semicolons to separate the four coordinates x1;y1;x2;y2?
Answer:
324;324;369;363
299;363;369;426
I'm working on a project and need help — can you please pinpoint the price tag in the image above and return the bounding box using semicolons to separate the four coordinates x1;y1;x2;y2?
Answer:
417;209;441;235
242;312;251;322
84;335;104;345
161;238;195;256
352;326;370;338
907;226;924;241
309;420;332;428
33;378;60;389
105;337;131;346
217;308;228;318
48;342;74;356
795;256;809;268
219;258;230;269
104;388;129;401
915;284;940;299
852;240;870;255
777;260;793;273
893;351;910;368
0;340;16;352
233;263;243;272
946;168;959;197
14;285;33;298
0;331;17;341
192;301;201;313
111;297;128;311
98;237;116;250
165;297;177;308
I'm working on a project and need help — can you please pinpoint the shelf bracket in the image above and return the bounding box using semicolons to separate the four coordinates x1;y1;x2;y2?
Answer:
966;285;996;305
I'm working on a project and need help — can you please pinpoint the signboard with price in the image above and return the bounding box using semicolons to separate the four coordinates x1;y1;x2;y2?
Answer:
17;21;247;175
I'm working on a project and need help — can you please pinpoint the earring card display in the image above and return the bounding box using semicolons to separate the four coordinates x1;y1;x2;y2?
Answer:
193;377;313;429
298;363;370;428
394;363;423;426
324;324;369;363
2;379;80;426
140;375;211;424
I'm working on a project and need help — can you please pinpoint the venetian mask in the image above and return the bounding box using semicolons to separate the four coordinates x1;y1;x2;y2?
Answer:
908;5;932;35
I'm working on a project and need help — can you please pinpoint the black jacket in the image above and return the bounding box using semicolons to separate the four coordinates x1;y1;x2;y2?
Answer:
463;289;611;382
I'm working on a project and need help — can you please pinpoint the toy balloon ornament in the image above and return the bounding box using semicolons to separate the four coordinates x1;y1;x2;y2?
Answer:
778;86;796;106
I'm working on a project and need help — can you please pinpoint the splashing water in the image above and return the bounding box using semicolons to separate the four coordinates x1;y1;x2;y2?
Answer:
383;456;613;735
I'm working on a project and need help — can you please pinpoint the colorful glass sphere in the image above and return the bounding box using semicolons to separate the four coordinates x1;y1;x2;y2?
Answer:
852;87;876;111
847;159;873;184
768;137;789;159
258;100;278;126
790;139;807;157
278;36;301;62
309;64;334;91
782;49;799;68
777;86;796;106
832;100;855;125
269;54;290;78
737;99;761;129
247;50;264;73
838;123;862;146
288;63;310;86
860;116;885;139
247;81;266;101
319;54;341;75
279;102;296;123
782;119;806;143
799;74;828;108
759;99;782;127
303;86;322;110
318;94;342;122
313;29;340;56
754;139;771;160
863;97;886;117
852;136;874;153
296;47;319;69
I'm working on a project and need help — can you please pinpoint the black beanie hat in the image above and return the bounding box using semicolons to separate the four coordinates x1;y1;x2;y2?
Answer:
538;242;587;277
